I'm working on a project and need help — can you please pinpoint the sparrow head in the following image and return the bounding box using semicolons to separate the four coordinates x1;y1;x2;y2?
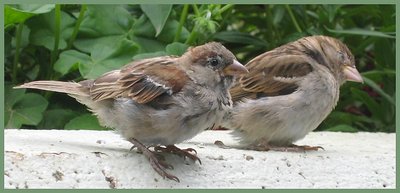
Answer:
182;42;248;87
301;36;363;84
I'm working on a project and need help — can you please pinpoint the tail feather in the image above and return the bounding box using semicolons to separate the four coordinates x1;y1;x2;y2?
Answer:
14;81;89;97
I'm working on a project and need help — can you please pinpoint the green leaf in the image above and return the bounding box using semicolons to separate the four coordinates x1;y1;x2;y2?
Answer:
323;111;374;127
157;19;190;43
38;109;80;129
213;31;268;47
350;88;384;122
362;70;395;78
63;32;140;79
272;6;285;25
65;114;108;130
132;51;167;61
5;84;48;128
132;15;156;38
5;32;12;57
72;6;140;79
5;6;34;26
5;4;55;26
54;50;91;76
12;4;56;13
362;77;395;105
325;27;395;39
78;5;133;37
5;84;25;111
26;65;40;80
165;42;189;56
74;35;123;54
131;36;166;53
79;38;139;79
326;124;358;132
374;38;395;69
26;9;75;50
11;24;30;48
283;32;309;43
140;4;172;37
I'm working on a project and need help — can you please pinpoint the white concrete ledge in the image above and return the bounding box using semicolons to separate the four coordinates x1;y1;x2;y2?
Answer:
4;129;396;189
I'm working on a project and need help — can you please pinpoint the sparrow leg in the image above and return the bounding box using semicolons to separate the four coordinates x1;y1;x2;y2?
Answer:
127;138;180;182
154;145;202;164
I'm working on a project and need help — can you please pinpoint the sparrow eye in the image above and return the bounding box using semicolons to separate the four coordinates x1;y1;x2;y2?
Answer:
209;58;220;67
337;51;345;60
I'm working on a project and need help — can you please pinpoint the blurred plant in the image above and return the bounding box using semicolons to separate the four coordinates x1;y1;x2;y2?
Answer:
4;4;395;132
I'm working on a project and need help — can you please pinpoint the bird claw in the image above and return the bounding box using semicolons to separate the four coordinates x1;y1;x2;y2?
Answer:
154;152;166;161
149;156;179;182
149;155;174;169
183;153;202;165
183;147;197;154
155;145;202;164
128;138;180;182
129;145;136;151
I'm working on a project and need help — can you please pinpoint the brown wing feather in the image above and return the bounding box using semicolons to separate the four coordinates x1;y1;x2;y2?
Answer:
86;56;189;104
230;50;314;102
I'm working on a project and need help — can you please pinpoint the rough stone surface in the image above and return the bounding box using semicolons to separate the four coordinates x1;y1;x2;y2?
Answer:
4;129;396;189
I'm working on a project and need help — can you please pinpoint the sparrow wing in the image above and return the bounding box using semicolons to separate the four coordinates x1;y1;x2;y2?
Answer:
86;56;189;104
230;49;314;101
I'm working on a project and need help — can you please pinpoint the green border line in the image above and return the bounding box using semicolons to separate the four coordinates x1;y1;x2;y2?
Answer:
395;1;399;191
0;0;398;4
1;2;5;191
1;1;398;192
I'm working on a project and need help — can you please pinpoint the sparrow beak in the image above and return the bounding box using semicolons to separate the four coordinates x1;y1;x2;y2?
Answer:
223;60;248;76
343;65;363;83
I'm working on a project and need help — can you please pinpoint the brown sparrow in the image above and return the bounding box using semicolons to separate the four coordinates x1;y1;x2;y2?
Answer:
15;42;248;182
222;36;363;152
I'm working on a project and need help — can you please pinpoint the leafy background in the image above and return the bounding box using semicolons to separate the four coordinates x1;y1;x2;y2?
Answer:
4;4;395;132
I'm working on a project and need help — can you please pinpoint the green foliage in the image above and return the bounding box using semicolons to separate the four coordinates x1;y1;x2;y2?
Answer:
4;4;395;133
5;83;48;128
140;4;172;36
64;114;107;130
5;4;55;28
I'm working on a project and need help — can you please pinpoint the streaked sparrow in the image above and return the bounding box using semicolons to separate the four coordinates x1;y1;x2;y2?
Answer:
222;36;363;151
15;42;248;181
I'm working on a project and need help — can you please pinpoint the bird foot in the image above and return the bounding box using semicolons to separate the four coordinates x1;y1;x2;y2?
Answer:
154;145;202;164
249;143;324;152
128;138;180;182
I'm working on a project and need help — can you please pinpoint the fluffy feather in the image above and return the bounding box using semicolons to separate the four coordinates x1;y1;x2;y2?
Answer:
223;36;363;151
15;41;248;181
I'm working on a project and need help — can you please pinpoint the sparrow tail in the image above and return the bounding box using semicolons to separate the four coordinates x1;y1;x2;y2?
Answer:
14;81;89;97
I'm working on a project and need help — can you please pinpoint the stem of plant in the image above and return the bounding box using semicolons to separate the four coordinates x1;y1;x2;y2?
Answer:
185;4;201;45
12;23;24;84
192;4;200;16
67;4;87;50
50;5;61;74
218;4;233;14
185;26;198;45
44;5;61;99
264;6;274;47
49;5;61;81
285;5;302;33
174;4;189;42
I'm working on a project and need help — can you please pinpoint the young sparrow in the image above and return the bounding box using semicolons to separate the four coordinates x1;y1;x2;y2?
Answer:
15;42;248;182
222;36;363;152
